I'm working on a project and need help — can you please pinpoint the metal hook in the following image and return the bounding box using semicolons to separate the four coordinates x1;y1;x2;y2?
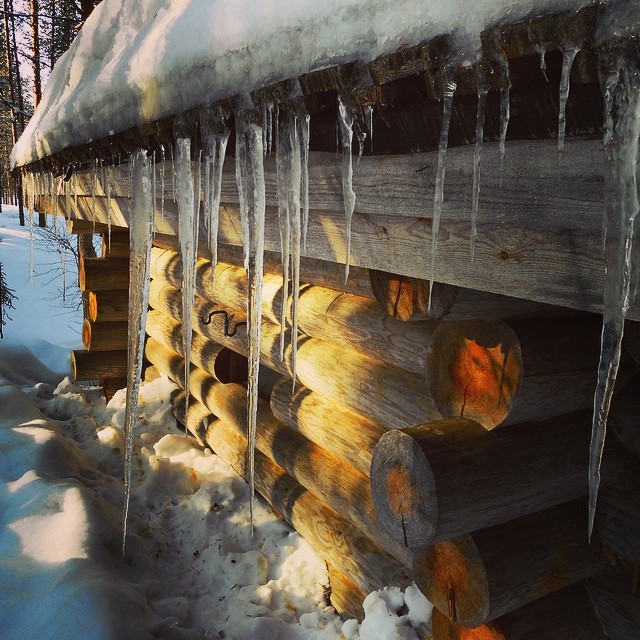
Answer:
200;309;247;337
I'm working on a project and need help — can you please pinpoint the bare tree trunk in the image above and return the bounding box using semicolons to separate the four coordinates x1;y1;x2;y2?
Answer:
30;0;46;228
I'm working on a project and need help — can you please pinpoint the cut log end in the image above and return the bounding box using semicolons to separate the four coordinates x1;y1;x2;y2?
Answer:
414;536;490;628
426;320;523;429
370;429;437;549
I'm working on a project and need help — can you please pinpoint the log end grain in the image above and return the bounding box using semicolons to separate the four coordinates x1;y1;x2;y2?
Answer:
426;320;523;429
370;429;437;550
414;536;490;628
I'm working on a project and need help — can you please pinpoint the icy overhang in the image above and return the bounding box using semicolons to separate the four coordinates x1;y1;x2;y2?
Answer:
11;0;602;169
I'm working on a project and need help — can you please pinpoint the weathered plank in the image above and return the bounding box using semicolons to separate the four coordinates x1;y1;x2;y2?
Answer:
71;348;127;381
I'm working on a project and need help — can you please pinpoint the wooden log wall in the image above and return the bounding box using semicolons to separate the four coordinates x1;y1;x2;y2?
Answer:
69;224;130;399
141;242;635;632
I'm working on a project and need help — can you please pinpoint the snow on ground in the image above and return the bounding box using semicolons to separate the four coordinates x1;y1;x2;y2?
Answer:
11;0;600;168
0;204;433;638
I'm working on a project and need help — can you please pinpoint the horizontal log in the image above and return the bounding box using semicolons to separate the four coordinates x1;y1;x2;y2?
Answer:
145;309;248;383
200;411;414;596
146;336;414;566
426;315;602;428
610;373;640;459
414;500;606;627
82;319;128;351
369;270;564;322
79;256;129;292
100;377;127;401
152;237;375;300
370;412;600;549
171;389;212;445
586;564;640;640
65;218;113;234
326;565;366;622
101;231;130;258
270;377;386;475
148;279;440;429
598;460;640;566
150;247;434;375
431;583;606;640
71;348;127;381
40;138;640;321
88;289;129;323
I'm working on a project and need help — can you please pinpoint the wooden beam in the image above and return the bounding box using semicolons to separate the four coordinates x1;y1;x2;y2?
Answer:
88;290;129;323
414;500;606;627
82;319;128;352
79;256;129;292
37;139;640;320
369;412;606;549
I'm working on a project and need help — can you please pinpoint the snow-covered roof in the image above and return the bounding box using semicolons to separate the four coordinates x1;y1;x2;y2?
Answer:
10;0;600;169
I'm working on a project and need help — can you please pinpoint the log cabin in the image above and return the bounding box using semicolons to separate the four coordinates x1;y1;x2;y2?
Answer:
10;0;640;637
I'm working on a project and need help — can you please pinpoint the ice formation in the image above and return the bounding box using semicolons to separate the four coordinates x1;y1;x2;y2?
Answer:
175;136;198;417
337;96;357;282
557;46;580;156
235;109;266;531
470;72;488;261
588;39;640;539
122;149;154;552
428;79;457;312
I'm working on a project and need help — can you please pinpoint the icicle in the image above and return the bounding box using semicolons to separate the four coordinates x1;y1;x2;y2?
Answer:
201;109;230;269
106;165;113;251
365;104;374;152
471;71;488;262
498;54;511;186
262;101;275;155
588;50;640;540
235;110;266;534
276;111;302;382
91;159;97;231
428;79;457;314
60;232;67;302
122;149;155;555
557;46;580;157
355;120;367;167
152;152;157;236
536;44;549;82
298;114;310;252
160;144;166;223
64;169;71;220
337;96;356;282
175;137;199;421
28;207;34;282
170;143;177;203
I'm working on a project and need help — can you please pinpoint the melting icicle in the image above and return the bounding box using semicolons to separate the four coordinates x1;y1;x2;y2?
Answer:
235;110;266;534
557;46;580;157
337;96;356;282
175;137;199;420
64;169;71;220
122;149;154;554
365;104;374;152
298;114;310;252
160;144;166;223
91;159;98;231
588;51;640;540
262;101;275;155
28;207;34;282
471;73;488;262
536;44;549;82
106;165;113;251
428;79;457;313
498;55;511;186
276;111;302;383
201;109;230;269
355;120;367;167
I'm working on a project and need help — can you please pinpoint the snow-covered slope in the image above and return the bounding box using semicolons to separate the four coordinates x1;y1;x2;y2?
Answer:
11;0;597;168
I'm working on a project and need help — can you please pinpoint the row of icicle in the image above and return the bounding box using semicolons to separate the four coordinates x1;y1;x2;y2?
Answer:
19;37;638;547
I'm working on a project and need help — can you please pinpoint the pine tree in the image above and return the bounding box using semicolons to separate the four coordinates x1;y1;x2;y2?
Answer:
0;261;17;339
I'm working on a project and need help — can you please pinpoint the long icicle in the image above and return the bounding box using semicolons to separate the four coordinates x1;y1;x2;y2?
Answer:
337;95;356;283
175;137;198;422
235;110;266;534
428;78;457;314
498;53;511;186
122;149;154;555
588;51;640;540
299;113;310;252
276;110;291;361
557;45;580;158
471;69;487;262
